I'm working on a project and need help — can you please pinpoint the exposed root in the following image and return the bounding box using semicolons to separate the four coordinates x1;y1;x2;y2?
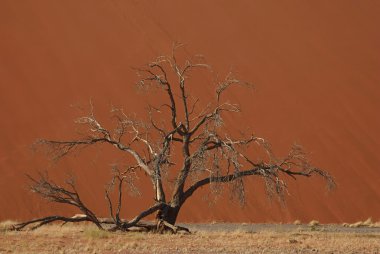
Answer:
12;215;190;234
156;220;191;234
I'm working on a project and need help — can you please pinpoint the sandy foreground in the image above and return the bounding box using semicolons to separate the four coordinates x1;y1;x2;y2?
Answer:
1;223;379;254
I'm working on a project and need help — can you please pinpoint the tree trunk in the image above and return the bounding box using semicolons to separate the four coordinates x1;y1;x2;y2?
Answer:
156;204;180;226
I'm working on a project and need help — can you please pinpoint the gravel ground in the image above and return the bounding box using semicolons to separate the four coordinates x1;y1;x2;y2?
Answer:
180;222;380;234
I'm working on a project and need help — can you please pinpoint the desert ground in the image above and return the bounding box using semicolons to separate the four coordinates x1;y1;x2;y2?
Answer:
1;221;380;254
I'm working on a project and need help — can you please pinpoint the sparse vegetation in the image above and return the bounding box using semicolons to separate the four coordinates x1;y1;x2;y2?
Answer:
84;226;112;239
1;223;379;253
342;217;380;228
293;220;301;225
308;220;320;227
0;220;17;233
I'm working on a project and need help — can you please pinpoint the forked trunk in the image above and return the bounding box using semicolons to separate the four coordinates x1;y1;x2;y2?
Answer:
156;204;180;226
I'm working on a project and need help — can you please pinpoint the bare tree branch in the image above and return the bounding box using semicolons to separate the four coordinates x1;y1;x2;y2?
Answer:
26;173;103;229
13;215;93;231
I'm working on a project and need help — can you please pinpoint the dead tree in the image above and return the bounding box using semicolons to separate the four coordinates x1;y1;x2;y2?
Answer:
15;44;335;233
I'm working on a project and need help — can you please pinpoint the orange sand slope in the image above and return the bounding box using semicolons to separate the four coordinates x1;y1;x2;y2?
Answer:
0;0;379;223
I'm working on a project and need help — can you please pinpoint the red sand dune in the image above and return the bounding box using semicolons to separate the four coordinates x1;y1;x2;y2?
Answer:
0;0;379;223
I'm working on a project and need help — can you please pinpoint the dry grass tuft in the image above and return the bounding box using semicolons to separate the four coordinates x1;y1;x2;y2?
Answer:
293;220;301;225
349;221;364;228
370;221;380;228
0;220;17;232
343;218;380;228
363;217;373;226
84;227;112;239
308;220;319;227
288;238;299;244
